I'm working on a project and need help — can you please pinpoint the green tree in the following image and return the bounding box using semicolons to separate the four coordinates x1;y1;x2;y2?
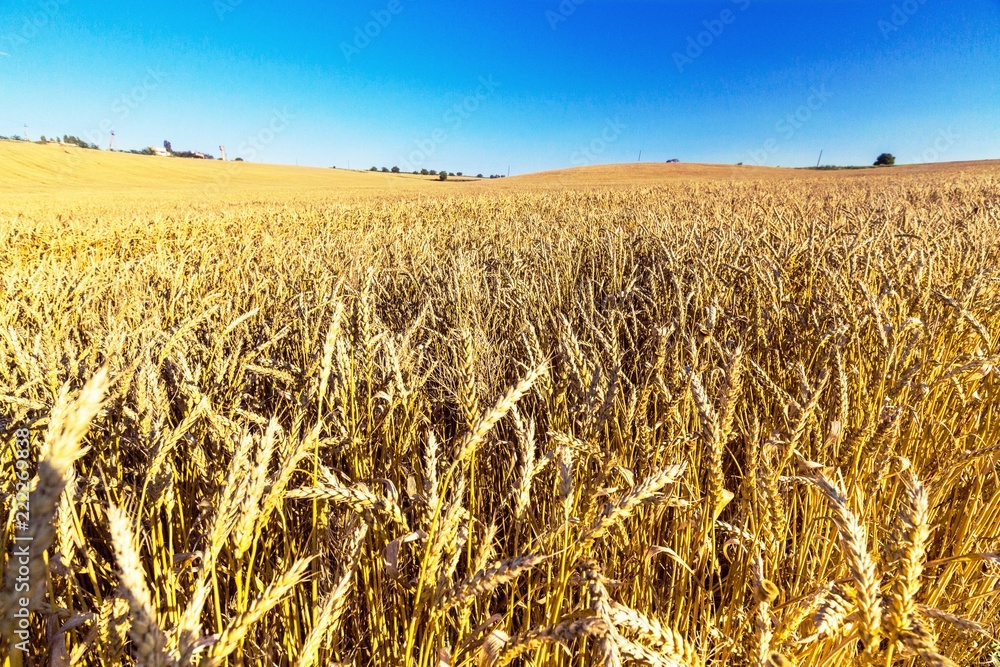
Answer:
439;171;449;181
874;153;896;166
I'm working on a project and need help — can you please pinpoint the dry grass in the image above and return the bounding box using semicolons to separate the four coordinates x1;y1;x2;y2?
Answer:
0;144;999;666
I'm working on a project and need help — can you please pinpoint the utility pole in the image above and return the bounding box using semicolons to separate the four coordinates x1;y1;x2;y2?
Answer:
23;124;29;142
220;145;227;161
108;131;117;151
816;150;823;168
507;165;510;177
638;150;642;162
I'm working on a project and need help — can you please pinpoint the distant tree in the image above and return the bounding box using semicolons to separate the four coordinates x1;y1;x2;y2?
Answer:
235;157;244;162
391;166;400;173
477;174;484;178
429;170;437;176
874;153;896;166
420;168;429;175
164;140;172;154
439;171;448;181
62;135;98;150
381;167;389;173
170;150;213;159
456;172;463;176
40;135;46;143
370;166;378;171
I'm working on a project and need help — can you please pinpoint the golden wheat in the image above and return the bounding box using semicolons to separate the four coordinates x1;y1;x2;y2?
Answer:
0;161;998;666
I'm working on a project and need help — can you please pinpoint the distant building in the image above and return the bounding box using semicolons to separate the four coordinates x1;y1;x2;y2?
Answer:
150;146;170;157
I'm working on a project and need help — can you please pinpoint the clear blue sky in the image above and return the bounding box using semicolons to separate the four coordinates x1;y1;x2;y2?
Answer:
1;0;998;174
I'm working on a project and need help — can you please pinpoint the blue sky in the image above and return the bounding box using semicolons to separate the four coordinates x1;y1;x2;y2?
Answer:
1;0;998;174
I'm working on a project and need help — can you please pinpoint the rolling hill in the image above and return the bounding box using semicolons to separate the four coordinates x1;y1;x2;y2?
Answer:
1;139;996;198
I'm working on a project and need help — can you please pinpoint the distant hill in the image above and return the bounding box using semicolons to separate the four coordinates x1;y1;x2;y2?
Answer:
0;141;438;195
494;160;1000;189
1;140;996;197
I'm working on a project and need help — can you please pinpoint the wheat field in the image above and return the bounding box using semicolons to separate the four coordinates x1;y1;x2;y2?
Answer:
0;145;998;666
